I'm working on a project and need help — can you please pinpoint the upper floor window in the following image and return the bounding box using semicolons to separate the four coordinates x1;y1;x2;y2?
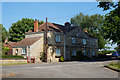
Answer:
83;39;86;45
92;40;95;45
55;35;60;42
72;38;76;44
72;49;76;56
22;48;26;55
92;50;95;56
55;48;61;56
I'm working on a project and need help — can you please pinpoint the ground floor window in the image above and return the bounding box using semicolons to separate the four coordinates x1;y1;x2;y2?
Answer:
92;50;95;56
15;49;18;55
22;48;26;55
72;49;76;56
83;49;86;56
55;48;61;56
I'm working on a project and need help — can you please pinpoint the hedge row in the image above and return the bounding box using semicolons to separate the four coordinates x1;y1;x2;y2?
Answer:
98;50;115;55
2;55;24;59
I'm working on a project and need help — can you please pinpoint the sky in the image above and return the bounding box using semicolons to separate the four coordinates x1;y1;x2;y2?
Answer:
2;2;117;50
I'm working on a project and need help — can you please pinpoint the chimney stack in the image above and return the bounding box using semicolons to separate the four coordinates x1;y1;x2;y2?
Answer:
34;19;38;32
84;28;87;33
65;22;71;27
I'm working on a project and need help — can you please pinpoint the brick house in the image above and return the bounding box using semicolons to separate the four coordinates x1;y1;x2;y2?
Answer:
6;19;98;62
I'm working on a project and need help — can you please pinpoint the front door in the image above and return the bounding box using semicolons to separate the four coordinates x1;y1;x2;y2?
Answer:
66;49;70;60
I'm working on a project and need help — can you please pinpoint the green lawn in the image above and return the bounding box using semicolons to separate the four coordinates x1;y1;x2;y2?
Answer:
0;63;30;66
107;62;120;70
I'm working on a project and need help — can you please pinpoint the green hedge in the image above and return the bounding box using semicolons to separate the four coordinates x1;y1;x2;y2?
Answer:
2;55;24;59
59;56;64;62
76;51;89;60
98;50;115;55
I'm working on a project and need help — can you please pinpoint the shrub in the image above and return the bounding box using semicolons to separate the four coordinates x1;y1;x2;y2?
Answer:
76;51;88;60
2;55;24;59
59;56;64;62
2;46;9;55
55;55;61;58
98;50;115;55
40;52;46;62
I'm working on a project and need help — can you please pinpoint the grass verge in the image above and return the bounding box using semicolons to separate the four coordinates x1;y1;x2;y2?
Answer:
0;63;30;66
107;62;120;70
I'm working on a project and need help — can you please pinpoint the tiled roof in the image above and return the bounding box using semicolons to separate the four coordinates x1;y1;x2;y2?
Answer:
14;37;41;47
25;30;33;34
3;43;7;47
26;22;96;39
8;42;17;47
26;22;77;34
85;32;97;39
38;22;65;33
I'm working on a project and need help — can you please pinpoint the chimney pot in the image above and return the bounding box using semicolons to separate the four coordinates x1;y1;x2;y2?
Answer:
84;28;87;33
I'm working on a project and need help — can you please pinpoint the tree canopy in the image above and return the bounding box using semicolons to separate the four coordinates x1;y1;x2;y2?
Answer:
0;24;9;43
9;18;44;42
97;1;120;51
97;1;120;43
70;13;107;50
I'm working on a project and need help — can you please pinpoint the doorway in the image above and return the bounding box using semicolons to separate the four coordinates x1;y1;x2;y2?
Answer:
66;49;70;60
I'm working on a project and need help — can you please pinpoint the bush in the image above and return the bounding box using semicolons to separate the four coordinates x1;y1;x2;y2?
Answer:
76;51;88;60
55;55;61;58
2;46;9;55
59;56;64;62
2;55;24;59
98;50;115;55
40;52;46;62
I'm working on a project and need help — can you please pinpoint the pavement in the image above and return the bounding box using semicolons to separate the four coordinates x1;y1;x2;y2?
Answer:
1;60;119;78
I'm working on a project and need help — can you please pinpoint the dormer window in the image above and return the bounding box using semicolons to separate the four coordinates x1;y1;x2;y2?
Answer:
83;39;86;45
72;38;76;44
55;35;60;42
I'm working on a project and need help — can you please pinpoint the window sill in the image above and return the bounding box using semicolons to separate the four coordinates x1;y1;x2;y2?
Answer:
22;54;26;55
72;56;76;57
55;42;61;43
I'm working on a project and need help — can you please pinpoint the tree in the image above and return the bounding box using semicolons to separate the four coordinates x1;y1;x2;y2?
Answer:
97;1;120;51
0;24;9;43
2;45;9;55
9;18;44;42
114;46;119;51
70;13;107;50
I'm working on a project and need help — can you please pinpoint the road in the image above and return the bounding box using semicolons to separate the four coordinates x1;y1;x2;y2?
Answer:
2;61;119;78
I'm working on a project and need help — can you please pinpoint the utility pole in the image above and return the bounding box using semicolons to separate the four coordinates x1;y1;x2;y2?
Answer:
45;17;48;62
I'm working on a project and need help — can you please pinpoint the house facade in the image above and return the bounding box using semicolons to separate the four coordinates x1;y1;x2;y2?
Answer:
6;19;98;62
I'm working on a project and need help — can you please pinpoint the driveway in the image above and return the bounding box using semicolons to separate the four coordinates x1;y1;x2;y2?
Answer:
2;61;119;78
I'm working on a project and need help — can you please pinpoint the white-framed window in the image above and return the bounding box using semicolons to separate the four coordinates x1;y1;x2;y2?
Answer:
55;48;61;56
16;49;18;53
92;50;95;56
72;49;76;56
83;49;86;56
92;40;95;45
83;39;86;45
72;37;76;44
22;48;26;54
55;35;60;42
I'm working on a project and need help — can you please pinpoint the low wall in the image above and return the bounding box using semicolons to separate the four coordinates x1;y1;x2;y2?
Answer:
2;59;27;64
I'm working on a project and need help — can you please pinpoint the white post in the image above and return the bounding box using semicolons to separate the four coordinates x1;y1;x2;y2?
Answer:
29;46;31;63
